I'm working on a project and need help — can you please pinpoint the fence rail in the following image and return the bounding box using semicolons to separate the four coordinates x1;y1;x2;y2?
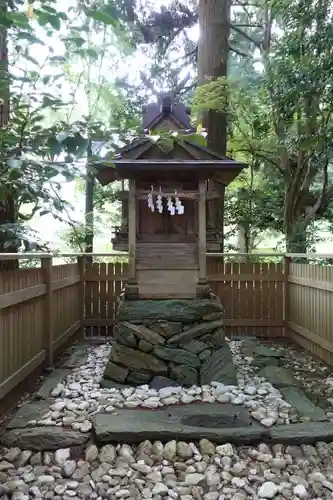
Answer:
0;257;83;400
1;252;333;401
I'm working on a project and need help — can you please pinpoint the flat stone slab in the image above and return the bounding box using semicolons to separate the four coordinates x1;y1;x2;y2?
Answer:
280;387;327;422
100;379;130;390
93;403;262;444
62;343;89;368
257;365;298;387
6;401;52;429
1;427;90;451
92;404;333;446
254;345;282;358
117;299;222;323
36;369;71;399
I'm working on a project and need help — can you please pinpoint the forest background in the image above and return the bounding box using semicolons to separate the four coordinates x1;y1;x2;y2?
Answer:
1;0;333;267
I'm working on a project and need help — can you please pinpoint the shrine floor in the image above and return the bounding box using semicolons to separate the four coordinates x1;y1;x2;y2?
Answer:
2;339;333;499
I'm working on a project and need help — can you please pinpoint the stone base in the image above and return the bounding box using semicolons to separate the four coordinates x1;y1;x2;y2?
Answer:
102;296;237;387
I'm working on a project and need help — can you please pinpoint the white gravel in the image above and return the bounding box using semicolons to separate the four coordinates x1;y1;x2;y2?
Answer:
2;341;333;498
25;340;300;432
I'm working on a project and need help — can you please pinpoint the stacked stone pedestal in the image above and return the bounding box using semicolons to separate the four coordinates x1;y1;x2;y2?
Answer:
103;296;237;388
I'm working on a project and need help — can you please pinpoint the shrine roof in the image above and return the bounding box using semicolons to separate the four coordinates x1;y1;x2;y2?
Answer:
95;136;247;186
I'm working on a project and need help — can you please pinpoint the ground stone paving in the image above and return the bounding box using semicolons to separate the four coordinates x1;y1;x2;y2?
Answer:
3;439;333;498
2;339;333;498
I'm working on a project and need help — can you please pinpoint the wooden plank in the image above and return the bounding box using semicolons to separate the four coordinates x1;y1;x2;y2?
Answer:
136;242;198;269
125;191;220;200
41;257;53;367
288;321;333;356
78;272;284;282
128;178;136;281
113;262;122;336
253;263;262;337
198;179;206;281
0;284;46;310
260;263;270;337
85;318;283;328
219;262;232;325
208;273;284;281
0;350;46;401
0;274;82;311
137;269;198;299
84;263;93;338
53;275;80;291
243;263;255;337
53;321;81;352
99;262;107;337
283;257;291;335
288;275;333;293
135;190;200;200
77;257;85;338
85;274;127;281
91;263;100;337
247;262;255;337
225;319;283;327
231;262;240;337
107;262;116;337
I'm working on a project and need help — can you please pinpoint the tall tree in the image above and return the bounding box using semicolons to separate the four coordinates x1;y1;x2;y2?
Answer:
0;0;17;268
197;0;231;251
197;0;230;155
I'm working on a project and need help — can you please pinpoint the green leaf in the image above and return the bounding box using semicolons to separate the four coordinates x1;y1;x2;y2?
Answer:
48;14;61;31
183;133;207;148
25;55;40;67
85;48;99;60
49;56;67;63
86;8;117;26
66;36;86;48
156;137;175;153
35;10;61;30
6;12;30;29
16;32;45;45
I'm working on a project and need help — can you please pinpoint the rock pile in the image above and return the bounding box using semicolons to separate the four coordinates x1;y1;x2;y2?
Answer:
103;297;237;388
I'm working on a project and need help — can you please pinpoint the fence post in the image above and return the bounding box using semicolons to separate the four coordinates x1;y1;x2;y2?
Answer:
283;255;291;337
78;256;85;339
41;256;53;367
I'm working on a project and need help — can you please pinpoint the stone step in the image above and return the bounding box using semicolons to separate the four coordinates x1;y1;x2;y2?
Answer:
6;401;52;429
1;426;90;451
36;369;71;399
92;404;333;447
280;387;327;422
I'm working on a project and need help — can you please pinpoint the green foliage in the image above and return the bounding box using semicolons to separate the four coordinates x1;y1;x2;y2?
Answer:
0;0;140;254
2;0;333;257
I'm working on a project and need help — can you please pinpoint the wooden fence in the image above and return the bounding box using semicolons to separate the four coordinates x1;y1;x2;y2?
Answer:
84;259;285;338
287;260;333;366
0;256;83;400
1;252;333;401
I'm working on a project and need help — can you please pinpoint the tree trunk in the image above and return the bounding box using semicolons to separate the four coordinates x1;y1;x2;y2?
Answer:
238;223;251;253
197;0;231;252
0;3;18;270
286;221;307;254
84;141;94;264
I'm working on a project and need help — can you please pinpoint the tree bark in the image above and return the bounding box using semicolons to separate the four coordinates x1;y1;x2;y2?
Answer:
84;141;94;264
0;3;18;270
285;220;307;254
197;0;231;252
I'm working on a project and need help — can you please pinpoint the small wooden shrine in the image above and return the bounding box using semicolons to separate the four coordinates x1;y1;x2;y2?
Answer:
95;94;246;300
97;95;247;388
